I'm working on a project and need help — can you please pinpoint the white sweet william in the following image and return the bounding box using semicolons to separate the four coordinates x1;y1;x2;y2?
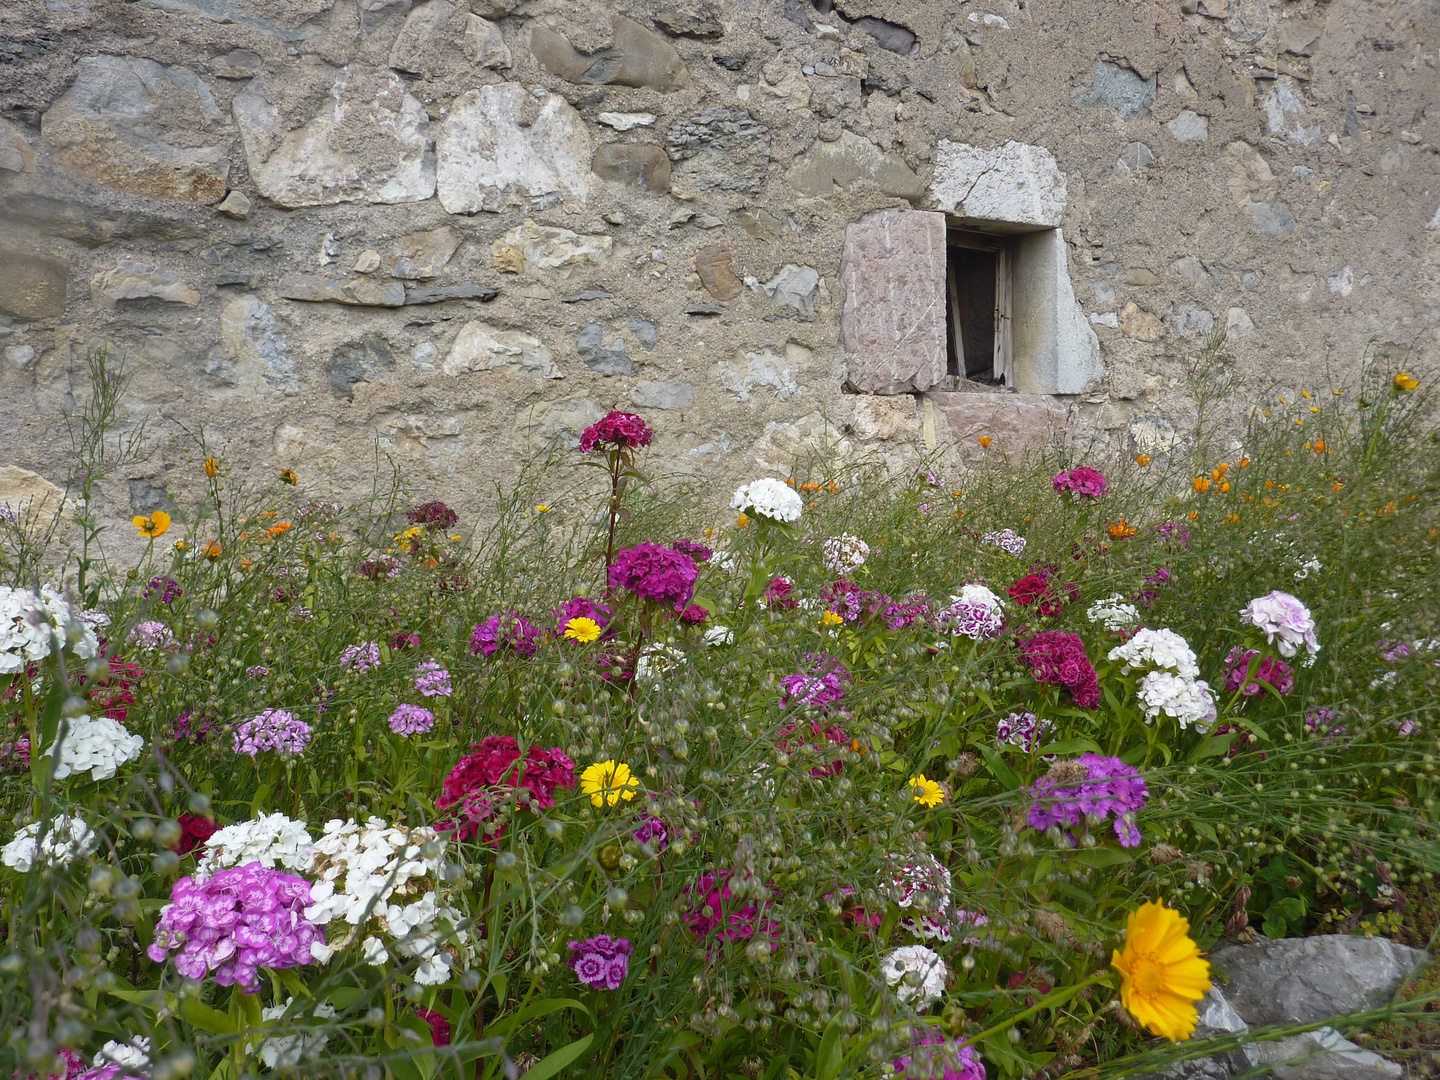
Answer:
1;814;96;872
1108;627;1201;680
730;478;803;523
44;714;144;781
0;585;99;674
257;999;336;1068
93;1037;150;1072
702;625;734;647
822;534;870;573
880;944;948;1007
303;817;468;986
1087;594;1141;632
1137;670;1216;730
197;812;313;878
1239;590;1320;659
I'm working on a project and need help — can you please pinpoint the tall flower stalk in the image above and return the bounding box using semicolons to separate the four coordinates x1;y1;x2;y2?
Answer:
577;412;655;576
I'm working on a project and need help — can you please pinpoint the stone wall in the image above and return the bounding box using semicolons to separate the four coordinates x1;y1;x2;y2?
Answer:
0;0;1435;540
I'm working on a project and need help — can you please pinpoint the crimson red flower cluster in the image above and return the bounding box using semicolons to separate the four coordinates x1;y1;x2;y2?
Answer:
1007;572;1079;617
436;735;575;841
1021;631;1101;708
578;411;654;453
173;812;217;856
406;500;459;532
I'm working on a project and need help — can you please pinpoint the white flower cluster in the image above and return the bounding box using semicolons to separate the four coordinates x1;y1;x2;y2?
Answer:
257;999;336;1068
822;534;870;574
1108;628;1215;729
197;812;313;878
880;944;948;1007
702;625;735;647
1086;594;1141;632
1239;590;1320;659
0;585;99;674
44;714;145;781
1108;628;1200;679
304;817;468;986
93;1037;150;1072
636;643;687;686
730;478;803;523
2;813;96;872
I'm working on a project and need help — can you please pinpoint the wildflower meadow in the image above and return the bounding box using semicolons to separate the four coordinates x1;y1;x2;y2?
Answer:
1;351;1438;1080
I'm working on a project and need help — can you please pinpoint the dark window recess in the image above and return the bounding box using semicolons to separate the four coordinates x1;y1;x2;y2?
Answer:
945;231;1011;385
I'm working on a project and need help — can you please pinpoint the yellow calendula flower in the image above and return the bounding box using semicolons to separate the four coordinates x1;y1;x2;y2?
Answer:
173;540;189;553
736;513;750;528
1112;901;1212;1042
908;775;946;808
580;760;640;807
535;504;552;513
133;510;172;539
1135;455;1152;467
563;617;602;643
820;611;844;627
204;457;219;478
1393;372;1419;391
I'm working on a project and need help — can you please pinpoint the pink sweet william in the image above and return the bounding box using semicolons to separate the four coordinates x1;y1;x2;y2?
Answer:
436;735;575;840
683;870;779;943
608;544;698;608
1052;467;1109;499
1021;631;1101;708
578;410;654;453
147;864;324;993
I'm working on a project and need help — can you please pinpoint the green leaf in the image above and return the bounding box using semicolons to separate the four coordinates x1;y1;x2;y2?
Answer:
1190;818;1219;844
521;1033;594;1080
1036;738;1102;757
179;997;236;1035
814;1016;844;1080
979;745;1020;790
487;997;588;1039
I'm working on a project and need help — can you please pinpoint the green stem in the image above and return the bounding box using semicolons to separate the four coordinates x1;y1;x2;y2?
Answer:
958;970;1113;1052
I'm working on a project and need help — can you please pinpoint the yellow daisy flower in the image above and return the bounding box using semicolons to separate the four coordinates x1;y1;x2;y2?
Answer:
133;510;171;538
563;617;602;643
1111;901;1212;1041
1393;372;1419;391
908;774;946;808
579;760;640;808
820;611;844;627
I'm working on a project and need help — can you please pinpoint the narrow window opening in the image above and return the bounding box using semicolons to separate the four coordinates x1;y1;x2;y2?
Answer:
945;229;1011;387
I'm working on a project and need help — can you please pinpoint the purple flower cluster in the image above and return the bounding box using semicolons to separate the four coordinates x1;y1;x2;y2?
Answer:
142;575;183;605
1134;567;1173;609
470;612;541;659
147;863;324;993
683;870;779;943
818;580;930;629
1052;467;1109;499
233;709;312;757
129;620;177;652
413;660;452;697
553;596;613;638
1304;706;1349;745
608;544;698;608
996;711;1052;754
578;410;654;453
633;816;669;852
389;703;436;736
566;934;631;989
980;529;1027;555
172;709;215;744
672;538;713;562
245;665;270;679
1021;632;1101;709
893;1031;987;1080
779;653;851;711
1027;754;1149;847
1222;648;1295;698
339;642;381;673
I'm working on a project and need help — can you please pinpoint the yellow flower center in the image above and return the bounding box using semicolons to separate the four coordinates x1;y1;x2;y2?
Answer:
1131;954;1166;996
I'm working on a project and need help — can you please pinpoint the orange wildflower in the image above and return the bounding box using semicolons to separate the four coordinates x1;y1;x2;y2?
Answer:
1135;455;1152;467
1193;477;1211;493
977;435;992;448
1108;520;1137;539
204;457;219;478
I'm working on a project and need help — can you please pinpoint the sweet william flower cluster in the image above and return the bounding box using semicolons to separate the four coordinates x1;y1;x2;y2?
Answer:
45;714;144;781
1240;590;1320;660
0;585;99;673
1;813;95;871
731;477;804;523
148;864;324;993
232;708;312;758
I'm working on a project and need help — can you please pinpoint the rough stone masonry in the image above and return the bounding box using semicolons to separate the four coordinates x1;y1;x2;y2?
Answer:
0;0;1435;540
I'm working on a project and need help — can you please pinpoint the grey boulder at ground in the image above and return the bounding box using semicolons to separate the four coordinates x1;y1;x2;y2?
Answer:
1259;1028;1402;1080
1211;935;1428;1027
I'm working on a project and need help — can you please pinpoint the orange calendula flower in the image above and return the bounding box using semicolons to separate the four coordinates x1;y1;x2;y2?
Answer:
1238;458;1251;468
265;522;292;539
1215;463;1230;475
279;468;298;485
1187;510;1199;521
1193;477;1211;493
1226;513;1240;524
1331;481;1345;493
736;513;749;528
1313;440;1326;453
977;435;992;448
1112;902;1212;1042
955;508;964;521
204;457;219;478
1108;520;1137;539
1135;455;1152;467
1393;372;1419;391
203;543;222;560
133;511;172;539
1219;482;1231;493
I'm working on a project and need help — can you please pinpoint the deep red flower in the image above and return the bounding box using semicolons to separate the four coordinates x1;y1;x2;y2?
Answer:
174;813;218;856
436;736;575;841
579;411;654;453
1007;574;1051;607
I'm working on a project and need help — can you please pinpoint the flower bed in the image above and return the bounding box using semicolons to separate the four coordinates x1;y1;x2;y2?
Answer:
0;364;1437;1079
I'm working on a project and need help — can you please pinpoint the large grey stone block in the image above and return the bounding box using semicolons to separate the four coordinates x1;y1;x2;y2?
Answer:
1212;936;1428;1027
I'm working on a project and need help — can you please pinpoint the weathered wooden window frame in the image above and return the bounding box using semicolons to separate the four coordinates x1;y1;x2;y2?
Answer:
945;227;1014;388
